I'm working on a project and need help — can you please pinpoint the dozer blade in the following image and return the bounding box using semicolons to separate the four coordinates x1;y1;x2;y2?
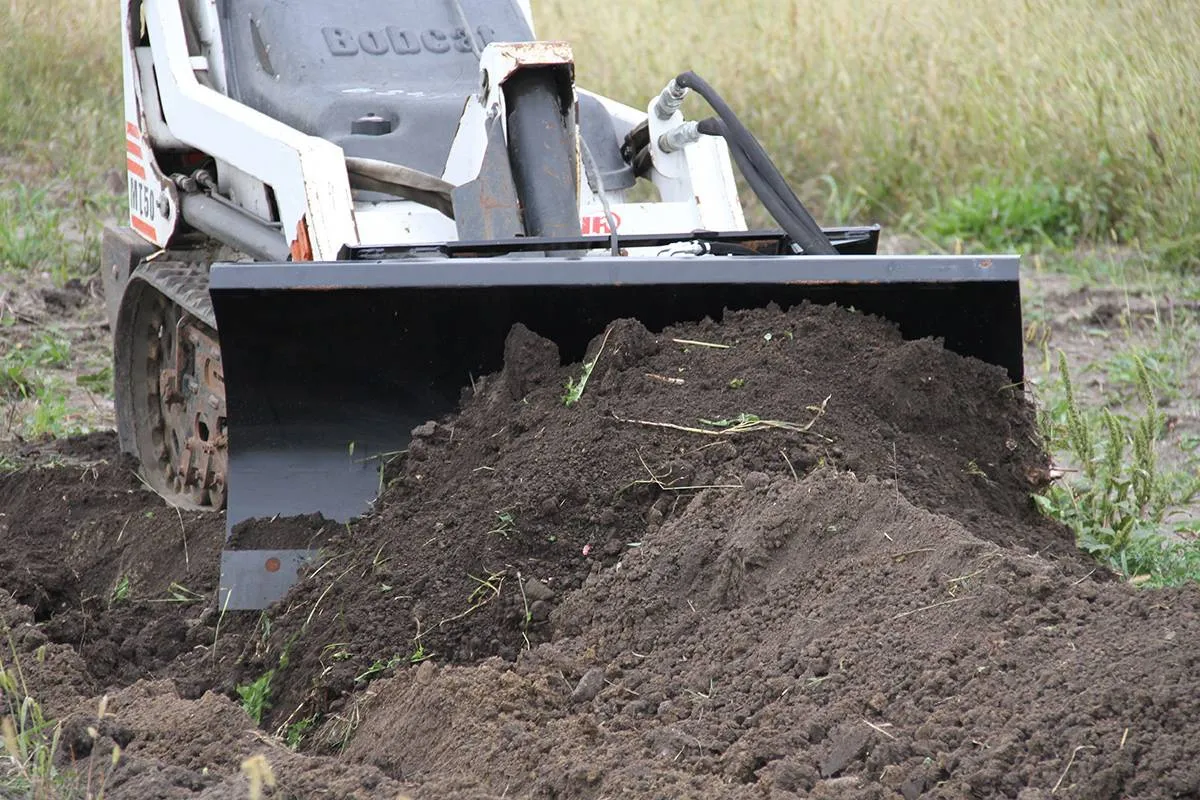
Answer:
211;251;1020;608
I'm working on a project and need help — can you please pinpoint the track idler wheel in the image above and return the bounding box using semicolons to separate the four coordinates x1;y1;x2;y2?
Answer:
116;279;227;510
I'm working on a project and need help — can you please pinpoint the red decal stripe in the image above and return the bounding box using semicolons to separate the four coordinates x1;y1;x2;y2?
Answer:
127;158;146;179
126;139;143;158
131;215;157;241
126;121;140;138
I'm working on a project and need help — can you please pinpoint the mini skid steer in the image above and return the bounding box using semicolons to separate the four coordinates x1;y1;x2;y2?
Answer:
102;0;1023;609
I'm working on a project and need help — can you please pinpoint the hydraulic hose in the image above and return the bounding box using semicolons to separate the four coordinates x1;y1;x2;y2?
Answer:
674;72;836;255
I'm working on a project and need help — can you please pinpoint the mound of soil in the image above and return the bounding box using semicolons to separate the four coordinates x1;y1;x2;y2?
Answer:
1;301;1197;798
252;304;1068;730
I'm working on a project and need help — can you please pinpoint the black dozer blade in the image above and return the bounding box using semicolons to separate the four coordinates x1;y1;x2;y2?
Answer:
212;241;1021;609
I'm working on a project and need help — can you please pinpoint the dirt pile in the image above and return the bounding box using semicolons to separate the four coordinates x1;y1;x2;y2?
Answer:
251;303;1066;729
1;301;1197;798
347;470;1199;798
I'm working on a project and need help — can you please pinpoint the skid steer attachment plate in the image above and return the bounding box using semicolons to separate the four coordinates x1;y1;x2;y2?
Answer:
212;252;1020;609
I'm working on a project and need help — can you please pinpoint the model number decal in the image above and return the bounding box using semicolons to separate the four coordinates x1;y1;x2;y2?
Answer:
323;26;495;56
129;176;156;222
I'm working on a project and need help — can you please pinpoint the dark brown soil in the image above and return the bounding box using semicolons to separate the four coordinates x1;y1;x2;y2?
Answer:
1;301;1197;799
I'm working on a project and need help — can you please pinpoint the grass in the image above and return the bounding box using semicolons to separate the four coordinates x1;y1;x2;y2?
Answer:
0;0;122;284
283;716;317;750
0;1;119;181
541;0;1199;248
927;179;1080;251
1;349;85;440
353;655;402;685
0;330;71;400
1;650;65;798
615;404;829;438
0;645;118;798
240;754;276;800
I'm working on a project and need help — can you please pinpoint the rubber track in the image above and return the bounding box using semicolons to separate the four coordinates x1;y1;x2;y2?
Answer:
132;261;217;331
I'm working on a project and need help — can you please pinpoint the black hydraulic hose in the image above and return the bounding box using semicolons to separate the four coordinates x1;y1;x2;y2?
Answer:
679;72;828;248
698;118;810;250
696;117;812;240
677;72;836;255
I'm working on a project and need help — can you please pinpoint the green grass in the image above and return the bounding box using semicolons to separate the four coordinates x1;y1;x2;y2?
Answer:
108;576;132;606
487;510;519;539
0;330;71;400
0;0;120;188
0;328;90;439
0;188;71;273
563;326;612;407
283;716;317;750
0;327;94;440
0;0;122;283
927;179;1081;251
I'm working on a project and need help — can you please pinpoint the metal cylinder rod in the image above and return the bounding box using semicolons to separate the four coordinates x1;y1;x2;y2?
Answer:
180;194;290;262
504;68;581;238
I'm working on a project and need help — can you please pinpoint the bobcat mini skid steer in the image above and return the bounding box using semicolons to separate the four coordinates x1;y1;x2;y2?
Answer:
101;0;1022;609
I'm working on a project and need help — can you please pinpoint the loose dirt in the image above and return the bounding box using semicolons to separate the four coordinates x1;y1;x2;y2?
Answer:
1;300;1197;798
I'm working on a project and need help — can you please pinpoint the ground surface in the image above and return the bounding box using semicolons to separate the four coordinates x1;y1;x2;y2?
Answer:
1;280;1198;798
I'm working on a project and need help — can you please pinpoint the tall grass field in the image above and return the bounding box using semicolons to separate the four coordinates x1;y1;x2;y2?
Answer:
0;0;1196;253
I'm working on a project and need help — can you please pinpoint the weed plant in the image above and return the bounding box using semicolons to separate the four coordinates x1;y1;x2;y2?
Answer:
1035;352;1200;585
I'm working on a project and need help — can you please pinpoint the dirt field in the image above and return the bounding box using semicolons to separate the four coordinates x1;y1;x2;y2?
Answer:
2;291;1198;799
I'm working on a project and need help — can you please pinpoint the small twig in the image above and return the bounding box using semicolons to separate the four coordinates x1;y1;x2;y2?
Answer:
604;679;639;697
630;450;742;492
175;507;189;570
613;400;829;440
890;547;936;561
1051;745;1095;793
645;372;685;385
128;468;155;493
115;514;132;544
891;442;900;509
1071;569;1097;586
893;596;971;619
780;449;798;481
672;337;730;349
425;581;503;631
863;719;897;740
211;588;232;665
515;570;532;652
947;566;990;584
305;563;355;630
1119;728;1129;749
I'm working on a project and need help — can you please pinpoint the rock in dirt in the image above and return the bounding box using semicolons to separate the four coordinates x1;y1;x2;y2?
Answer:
569;667;606;704
820;725;871;777
522;576;555;601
